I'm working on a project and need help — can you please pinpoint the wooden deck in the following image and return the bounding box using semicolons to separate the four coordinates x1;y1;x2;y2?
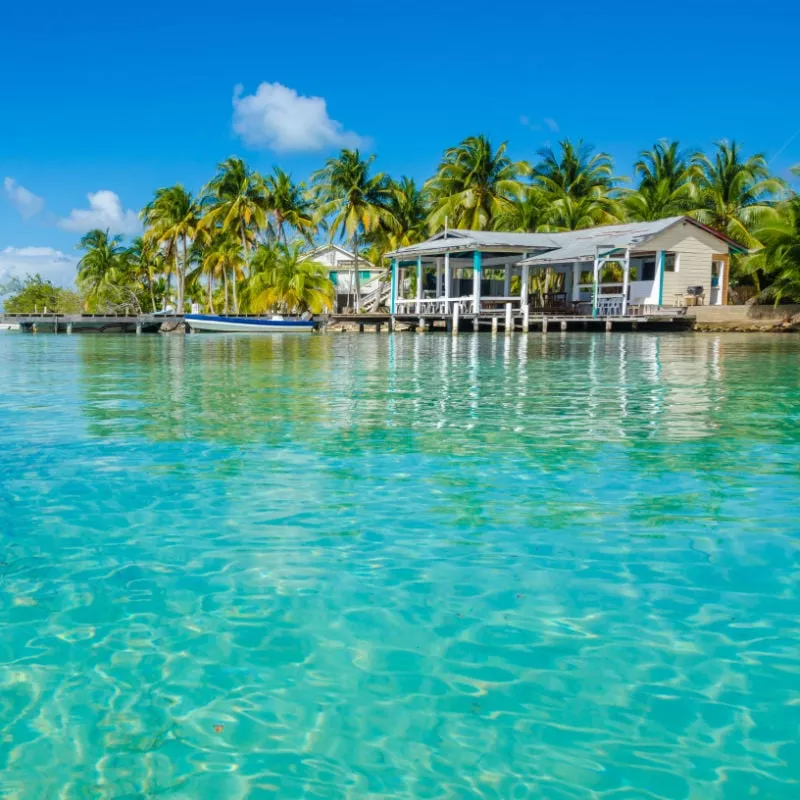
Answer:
0;313;183;333
329;312;692;333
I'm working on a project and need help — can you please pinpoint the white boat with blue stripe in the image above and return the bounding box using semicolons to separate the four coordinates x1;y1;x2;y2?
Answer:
185;314;315;333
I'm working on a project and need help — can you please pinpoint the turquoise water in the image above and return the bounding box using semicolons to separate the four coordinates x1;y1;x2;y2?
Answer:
1;331;799;799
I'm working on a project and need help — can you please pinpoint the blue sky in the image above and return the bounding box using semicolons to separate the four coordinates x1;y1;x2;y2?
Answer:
1;0;798;287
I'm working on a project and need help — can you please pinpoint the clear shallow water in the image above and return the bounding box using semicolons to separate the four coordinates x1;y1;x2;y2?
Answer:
1;331;799;799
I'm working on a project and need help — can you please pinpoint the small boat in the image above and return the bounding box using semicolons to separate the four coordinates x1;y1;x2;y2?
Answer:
0;322;21;332
185;314;315;334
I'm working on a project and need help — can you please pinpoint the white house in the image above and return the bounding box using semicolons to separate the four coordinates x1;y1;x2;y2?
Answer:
303;244;382;312
386;217;744;317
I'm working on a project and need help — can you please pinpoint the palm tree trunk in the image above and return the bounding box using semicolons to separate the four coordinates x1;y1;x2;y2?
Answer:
235;224;248;313
207;271;215;314
223;268;229;314
148;273;156;312
179;235;188;313
165;266;172;311
353;232;361;312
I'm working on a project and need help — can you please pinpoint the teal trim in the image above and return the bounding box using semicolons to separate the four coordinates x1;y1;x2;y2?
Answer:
390;259;397;315
329;271;338;286
473;250;482;273
657;250;665;306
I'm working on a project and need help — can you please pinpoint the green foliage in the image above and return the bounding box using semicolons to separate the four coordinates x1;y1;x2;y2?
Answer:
2;274;83;313
426;135;528;232
242;242;334;314
61;140;797;311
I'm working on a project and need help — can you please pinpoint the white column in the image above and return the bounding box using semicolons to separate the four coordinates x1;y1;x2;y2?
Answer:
472;251;482;315
571;262;581;302
444;252;451;305
622;248;630;315
503;262;511;298
435;258;442;299
415;256;423;314
521;262;529;308
592;250;600;316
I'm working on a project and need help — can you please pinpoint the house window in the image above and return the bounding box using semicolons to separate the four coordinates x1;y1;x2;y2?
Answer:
664;253;679;272
360;271;371;281
329;271;338;286
641;261;656;281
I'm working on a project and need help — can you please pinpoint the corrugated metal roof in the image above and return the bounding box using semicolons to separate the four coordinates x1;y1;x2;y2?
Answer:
387;216;743;261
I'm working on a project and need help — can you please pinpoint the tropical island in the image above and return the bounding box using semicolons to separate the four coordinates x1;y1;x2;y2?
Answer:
3;136;799;319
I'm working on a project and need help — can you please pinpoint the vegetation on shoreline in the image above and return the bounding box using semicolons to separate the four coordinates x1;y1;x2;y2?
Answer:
3;139;799;314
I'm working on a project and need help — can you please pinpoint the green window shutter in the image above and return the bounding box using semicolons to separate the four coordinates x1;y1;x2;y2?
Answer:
329;271;338;286
360;271;370;280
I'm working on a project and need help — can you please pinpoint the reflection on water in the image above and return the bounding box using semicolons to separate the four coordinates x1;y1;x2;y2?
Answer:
0;332;799;798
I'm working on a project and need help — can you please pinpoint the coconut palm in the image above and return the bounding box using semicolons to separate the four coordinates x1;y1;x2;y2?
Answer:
426;135;529;232
264;167;315;244
743;171;800;300
533;139;618;198
76;229;127;310
141;185;198;312
201;157;269;312
312;149;396;311
242;242;334;314
127;236;164;311
532;138;622;228
493;186;549;232
691;140;785;248
191;233;246;314
625;140;700;220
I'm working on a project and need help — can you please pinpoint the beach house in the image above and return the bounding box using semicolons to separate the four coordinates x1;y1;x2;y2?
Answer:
386;216;745;317
303;244;382;312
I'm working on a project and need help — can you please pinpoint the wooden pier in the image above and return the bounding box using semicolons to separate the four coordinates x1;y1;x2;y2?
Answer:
0;313;183;334
329;310;692;333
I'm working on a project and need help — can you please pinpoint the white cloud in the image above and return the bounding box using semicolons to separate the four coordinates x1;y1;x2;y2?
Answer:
58;190;140;235
520;116;560;134
3;177;45;219
0;246;78;289
544;117;560;133
232;82;368;153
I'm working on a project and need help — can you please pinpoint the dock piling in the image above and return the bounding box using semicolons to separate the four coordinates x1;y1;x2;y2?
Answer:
522;305;530;333
452;304;460;335
561;320;567;332
605;319;613;332
542;317;548;334
505;303;512;335
491;316;498;335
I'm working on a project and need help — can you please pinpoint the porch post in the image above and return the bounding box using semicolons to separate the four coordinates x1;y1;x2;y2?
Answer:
503;262;511;298
444;252;451;305
415;255;423;314
592;249;600;317
472;251;482;314
435;257;442;299
571;262;581;302
622;247;630;315
521;261;529;308
390;258;398;315
655;250;665;306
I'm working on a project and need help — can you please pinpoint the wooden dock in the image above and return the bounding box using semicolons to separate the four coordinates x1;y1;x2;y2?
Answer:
0;313;183;334
329;311;692;333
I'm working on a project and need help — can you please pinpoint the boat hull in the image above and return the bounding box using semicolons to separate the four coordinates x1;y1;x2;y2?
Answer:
185;314;314;333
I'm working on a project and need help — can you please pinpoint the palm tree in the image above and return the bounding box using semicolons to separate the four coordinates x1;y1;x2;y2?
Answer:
127;236;163;311
76;229;127;310
191;233;245;314
691;140;785;247
201;157;269;312
493;186;549;232
242;242;334;314
625;140;699;220
312;149;396;311
743;171;800;300
425;135;529;232
532;138;622;228
386;177;428;249
141;185;198;312
264;167;315;244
